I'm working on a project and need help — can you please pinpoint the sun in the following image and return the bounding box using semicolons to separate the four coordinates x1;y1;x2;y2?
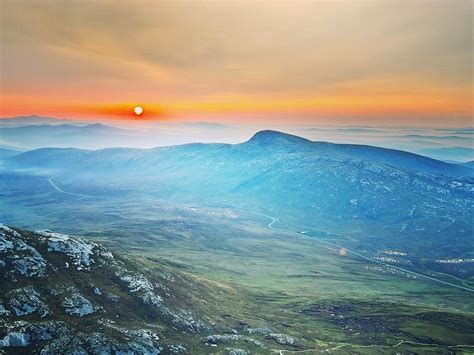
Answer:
133;106;144;116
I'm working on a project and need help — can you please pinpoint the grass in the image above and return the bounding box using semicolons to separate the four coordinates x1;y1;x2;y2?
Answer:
1;171;474;352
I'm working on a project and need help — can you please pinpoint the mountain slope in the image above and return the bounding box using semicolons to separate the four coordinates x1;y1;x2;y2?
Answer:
3;130;473;263
3;226;473;354
0;149;20;160
2;226;310;354
418;147;474;163
246;130;473;176
9;130;473;176
0;225;212;353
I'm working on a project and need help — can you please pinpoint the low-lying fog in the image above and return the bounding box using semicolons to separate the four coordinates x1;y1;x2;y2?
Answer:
1;115;472;162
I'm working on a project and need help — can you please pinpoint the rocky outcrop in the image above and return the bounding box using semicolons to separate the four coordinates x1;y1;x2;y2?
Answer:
205;334;242;344
0;225;304;354
7;287;50;317
35;230;114;271
61;294;96;317
1;226;46;280
0;226;210;353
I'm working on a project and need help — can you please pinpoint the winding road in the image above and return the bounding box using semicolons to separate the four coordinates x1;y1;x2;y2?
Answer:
238;208;474;293
48;177;92;198
45;177;474;293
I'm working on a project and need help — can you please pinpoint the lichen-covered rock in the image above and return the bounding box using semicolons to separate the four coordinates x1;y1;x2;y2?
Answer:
7;287;50;317
0;321;69;349
0;233;14;252
61;294;95;317
40;330;162;354
0;226;216;353
0;304;11;316
247;326;271;335
0;227;47;279
164;307;210;333
0;331;30;347
116;270;164;304
36;231;98;271
12;256;45;278
0;226;22;239
205;334;242;344
115;269;209;332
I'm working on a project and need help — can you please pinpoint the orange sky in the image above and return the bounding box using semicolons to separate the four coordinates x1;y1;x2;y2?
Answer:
0;0;472;126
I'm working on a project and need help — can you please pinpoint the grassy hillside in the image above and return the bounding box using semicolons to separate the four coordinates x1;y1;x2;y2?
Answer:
1;222;473;353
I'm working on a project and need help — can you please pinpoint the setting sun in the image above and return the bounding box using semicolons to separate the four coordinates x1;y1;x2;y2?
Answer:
134;106;144;116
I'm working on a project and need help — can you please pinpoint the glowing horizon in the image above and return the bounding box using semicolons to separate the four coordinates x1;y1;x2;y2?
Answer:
0;1;472;126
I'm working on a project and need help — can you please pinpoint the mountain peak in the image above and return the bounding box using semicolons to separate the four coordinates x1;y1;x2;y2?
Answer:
247;130;311;146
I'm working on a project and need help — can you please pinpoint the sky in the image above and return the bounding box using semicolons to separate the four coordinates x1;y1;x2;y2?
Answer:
0;0;472;126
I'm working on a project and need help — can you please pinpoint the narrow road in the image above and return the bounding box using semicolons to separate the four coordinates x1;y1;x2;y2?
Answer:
238;208;474;293
48;177;91;198
268;216;277;230
231;207;278;230
41;182;474;293
296;231;474;293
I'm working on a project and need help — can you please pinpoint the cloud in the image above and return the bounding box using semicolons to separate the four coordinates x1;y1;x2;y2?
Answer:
1;0;472;124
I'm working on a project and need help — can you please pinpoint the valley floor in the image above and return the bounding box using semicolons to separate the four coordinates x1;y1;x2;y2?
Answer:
1;171;474;353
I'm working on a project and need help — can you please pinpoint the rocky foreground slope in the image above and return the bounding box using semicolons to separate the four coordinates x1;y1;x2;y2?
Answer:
0;226;302;354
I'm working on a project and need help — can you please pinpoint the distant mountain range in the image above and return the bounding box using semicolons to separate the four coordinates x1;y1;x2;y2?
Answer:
2;115;472;162
0;115;73;126
0;116;247;150
0;115;230;130
4;130;473;264
9;129;473;176
0;122;169;150
0;123;132;136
